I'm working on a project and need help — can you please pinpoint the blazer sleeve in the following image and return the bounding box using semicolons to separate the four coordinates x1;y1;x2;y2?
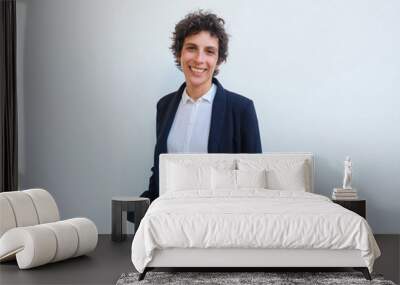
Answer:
143;101;163;201
241;100;262;153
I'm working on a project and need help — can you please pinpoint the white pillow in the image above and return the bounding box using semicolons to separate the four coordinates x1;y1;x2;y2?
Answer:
211;169;268;190
167;163;212;192
236;169;268;189
237;159;308;191
266;166;306;191
211;168;236;190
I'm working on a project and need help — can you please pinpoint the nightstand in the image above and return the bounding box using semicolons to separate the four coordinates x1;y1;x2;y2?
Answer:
332;199;366;219
111;197;150;242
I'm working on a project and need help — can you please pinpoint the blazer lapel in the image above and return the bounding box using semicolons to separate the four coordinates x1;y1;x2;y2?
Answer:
208;78;226;153
158;83;185;153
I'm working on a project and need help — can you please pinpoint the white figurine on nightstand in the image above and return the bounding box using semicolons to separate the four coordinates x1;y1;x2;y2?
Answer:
342;156;352;190
332;156;358;200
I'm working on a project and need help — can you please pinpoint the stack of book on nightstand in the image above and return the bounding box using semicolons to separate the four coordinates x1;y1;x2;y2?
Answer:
332;188;358;200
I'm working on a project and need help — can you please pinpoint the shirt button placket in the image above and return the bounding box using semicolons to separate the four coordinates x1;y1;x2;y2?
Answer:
185;101;199;152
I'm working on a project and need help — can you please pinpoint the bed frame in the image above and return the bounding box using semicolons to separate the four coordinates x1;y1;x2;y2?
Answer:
140;248;370;280
138;153;372;280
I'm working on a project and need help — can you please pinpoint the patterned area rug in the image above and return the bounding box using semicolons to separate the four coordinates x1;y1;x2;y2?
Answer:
116;271;396;285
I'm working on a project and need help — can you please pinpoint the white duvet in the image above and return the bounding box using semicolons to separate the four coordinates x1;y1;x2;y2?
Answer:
131;190;380;273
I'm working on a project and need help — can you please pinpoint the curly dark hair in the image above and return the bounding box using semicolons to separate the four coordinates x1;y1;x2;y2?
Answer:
170;10;229;76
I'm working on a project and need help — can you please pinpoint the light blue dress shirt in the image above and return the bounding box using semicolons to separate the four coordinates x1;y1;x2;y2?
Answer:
167;84;217;153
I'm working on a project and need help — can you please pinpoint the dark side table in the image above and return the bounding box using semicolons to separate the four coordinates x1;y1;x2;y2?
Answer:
112;196;150;242
332;199;366;219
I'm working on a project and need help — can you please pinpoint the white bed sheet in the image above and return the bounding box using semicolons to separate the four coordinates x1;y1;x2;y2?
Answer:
131;190;380;273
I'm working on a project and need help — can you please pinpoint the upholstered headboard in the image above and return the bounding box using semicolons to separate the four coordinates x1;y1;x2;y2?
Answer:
159;153;314;195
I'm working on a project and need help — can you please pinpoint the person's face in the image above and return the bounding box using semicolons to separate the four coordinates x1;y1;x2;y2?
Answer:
179;31;219;92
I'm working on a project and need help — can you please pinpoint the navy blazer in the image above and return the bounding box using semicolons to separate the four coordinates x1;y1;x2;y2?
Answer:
143;78;262;201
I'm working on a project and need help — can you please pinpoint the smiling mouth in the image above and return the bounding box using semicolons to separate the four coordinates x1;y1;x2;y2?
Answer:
190;66;207;73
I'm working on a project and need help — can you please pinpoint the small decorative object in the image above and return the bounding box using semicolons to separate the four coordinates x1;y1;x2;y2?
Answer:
332;156;358;200
342;156;352;190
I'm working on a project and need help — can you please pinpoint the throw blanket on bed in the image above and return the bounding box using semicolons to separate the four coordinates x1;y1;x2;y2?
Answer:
131;190;380;273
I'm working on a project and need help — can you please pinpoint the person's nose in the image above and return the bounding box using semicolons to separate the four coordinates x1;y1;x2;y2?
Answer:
194;50;206;63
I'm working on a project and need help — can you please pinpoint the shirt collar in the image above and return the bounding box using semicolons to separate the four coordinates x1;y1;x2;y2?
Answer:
182;83;217;104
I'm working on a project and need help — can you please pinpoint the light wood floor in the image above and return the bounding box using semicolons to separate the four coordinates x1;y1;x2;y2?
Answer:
0;235;398;285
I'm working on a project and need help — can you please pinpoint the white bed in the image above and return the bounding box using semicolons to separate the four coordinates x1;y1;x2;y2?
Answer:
131;153;380;280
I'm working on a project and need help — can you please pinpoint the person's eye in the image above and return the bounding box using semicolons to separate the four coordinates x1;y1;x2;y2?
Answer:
207;50;216;55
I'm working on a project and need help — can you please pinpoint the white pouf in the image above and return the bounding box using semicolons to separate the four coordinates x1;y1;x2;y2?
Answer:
0;189;98;269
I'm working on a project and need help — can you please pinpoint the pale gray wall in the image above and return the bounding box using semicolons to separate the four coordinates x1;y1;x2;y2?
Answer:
16;0;400;234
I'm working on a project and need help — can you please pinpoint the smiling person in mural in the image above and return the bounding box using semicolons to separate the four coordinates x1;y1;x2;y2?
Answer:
140;10;262;202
